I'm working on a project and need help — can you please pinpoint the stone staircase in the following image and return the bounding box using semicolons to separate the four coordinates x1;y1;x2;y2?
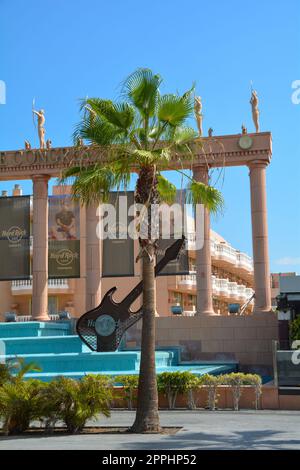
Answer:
0;322;176;381
0;322;237;381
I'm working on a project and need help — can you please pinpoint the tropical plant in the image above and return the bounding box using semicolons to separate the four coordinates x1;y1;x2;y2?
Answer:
9;357;42;383
40;375;113;434
62;68;224;432
0;357;41;387
0;379;44;435
115;375;139;410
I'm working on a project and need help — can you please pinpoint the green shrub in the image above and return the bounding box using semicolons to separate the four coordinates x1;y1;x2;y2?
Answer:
157;371;198;409
221;373;245;411
40;375;113;433
0;379;45;435
115;375;139;410
200;374;220;410
243;373;262;410
186;376;202;410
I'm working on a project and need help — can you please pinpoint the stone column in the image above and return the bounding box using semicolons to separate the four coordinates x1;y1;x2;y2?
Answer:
85;203;102;311
249;160;272;313
193;165;215;315
32;175;50;321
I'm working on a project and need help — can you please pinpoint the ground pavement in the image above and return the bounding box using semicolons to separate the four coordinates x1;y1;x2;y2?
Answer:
1;410;300;450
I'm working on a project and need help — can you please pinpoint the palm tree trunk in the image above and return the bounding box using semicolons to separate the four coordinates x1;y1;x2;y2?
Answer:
131;243;161;432
131;165;161;433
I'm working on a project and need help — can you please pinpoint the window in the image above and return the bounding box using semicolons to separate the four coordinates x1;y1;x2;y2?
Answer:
48;296;58;315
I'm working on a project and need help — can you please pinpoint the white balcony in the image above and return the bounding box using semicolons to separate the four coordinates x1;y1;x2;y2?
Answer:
11;278;69;294
213;277;229;296
236;252;253;272
228;281;239;298
178;272;196;287
186;231;253;273
214;243;237;265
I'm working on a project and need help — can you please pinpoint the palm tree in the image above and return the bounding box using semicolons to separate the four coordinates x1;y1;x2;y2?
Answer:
62;68;223;433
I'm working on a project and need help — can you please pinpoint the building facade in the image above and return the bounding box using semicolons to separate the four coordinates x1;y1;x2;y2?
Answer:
0;184;255;320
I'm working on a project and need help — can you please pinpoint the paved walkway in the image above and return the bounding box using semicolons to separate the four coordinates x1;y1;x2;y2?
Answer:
1;410;300;450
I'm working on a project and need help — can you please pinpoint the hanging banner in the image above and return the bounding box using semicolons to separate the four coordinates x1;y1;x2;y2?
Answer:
102;191;135;277
0;196;31;280
156;190;189;276
48;196;80;278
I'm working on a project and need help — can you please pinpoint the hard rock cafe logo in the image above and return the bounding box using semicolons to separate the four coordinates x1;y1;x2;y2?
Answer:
2;226;26;244
50;248;78;267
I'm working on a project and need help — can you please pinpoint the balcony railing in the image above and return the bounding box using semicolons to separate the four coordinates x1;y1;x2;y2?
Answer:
11;278;69;292
16;314;60;322
178;273;254;302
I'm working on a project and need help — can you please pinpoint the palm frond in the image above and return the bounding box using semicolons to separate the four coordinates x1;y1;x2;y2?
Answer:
172;126;198;146
84;99;136;131
157;174;177;204
70;162;131;205
61;166;83;180
122;68;161;118
187;180;224;215
157;92;194;127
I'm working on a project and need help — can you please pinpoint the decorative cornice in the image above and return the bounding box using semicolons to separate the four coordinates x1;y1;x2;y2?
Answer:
0;133;272;179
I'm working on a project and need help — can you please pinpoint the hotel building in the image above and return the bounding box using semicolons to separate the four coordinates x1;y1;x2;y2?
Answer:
0;184;254;320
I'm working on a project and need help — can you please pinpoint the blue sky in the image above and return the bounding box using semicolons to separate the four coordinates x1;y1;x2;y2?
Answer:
0;0;299;272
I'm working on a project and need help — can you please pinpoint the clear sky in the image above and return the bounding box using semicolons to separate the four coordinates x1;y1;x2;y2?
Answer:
0;0;299;273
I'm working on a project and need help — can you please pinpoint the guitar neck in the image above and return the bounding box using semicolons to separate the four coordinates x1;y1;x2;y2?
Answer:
121;240;183;308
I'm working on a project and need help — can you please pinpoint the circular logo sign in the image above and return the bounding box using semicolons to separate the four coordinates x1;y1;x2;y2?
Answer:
55;249;76;266
6;226;25;243
95;315;116;337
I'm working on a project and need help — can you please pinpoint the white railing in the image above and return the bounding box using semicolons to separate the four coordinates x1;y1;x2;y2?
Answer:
15;313;61;322
179;274;253;302
16;315;32;322
182;310;196;317
179;272;196;286
12;279;69;291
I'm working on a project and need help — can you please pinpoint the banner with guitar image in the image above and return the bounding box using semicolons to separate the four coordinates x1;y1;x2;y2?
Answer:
48;195;80;278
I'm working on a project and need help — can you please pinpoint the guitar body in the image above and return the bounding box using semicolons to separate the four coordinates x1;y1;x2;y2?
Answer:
76;287;143;352
76;236;185;352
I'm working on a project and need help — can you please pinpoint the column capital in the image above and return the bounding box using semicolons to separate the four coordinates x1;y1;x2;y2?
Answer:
248;159;269;170
32;174;51;183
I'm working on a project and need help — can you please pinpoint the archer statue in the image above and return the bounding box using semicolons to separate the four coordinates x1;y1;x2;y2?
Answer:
32;107;46;149
250;90;260;133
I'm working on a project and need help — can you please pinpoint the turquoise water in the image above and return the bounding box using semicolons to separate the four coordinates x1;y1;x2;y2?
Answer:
0;322;237;382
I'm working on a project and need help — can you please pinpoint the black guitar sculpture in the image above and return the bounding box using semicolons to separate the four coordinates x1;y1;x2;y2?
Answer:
76;236;185;352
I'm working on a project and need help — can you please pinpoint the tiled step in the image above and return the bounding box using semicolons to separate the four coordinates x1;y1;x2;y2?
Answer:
0;321;71;338
0;335;85;355
1;350;175;375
